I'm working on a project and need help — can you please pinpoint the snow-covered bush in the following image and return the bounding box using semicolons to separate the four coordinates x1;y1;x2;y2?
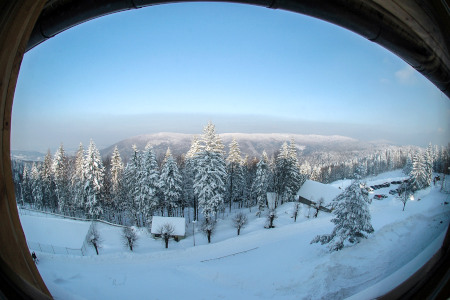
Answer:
122;226;138;251
291;203;300;222
158;223;175;249
200;218;216;243
232;212;248;235
88;223;102;255
311;180;374;251
313;197;324;218
265;209;277;229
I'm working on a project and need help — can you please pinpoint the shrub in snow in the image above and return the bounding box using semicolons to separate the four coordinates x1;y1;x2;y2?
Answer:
122;226;138;251
158;223;175;249
313;197;324;218
399;181;414;211
232;212;248;235
311;180;374;252
265;209;277;228
291;202;300;222
88;224;102;255
200;218;216;243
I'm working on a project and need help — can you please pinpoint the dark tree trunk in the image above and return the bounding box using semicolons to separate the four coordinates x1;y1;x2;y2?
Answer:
207;231;211;243
237;227;240;235
94;243;99;255
165;237;169;248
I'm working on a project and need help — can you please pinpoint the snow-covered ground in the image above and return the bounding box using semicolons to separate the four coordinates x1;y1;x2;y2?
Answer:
22;170;450;300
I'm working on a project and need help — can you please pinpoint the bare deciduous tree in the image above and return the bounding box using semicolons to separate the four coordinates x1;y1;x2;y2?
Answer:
291;202;300;222
158;223;175;249
265;209;277;229
88;223;102;255
313;197;325;218
122;226;138;251
232;212;248;236
201;218;216;243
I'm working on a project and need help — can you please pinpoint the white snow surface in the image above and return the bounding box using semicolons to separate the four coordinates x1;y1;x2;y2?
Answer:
20;215;91;249
23;170;450;300
150;216;186;236
296;179;342;205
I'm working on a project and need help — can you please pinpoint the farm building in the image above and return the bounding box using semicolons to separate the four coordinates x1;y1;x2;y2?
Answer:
296;180;342;213
151;216;186;241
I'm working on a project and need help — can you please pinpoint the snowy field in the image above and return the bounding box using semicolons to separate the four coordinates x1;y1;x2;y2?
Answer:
23;170;450;300
21;214;91;250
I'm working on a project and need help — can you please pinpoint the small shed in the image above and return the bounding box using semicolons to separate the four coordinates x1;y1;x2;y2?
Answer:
296;180;342;213
151;216;186;241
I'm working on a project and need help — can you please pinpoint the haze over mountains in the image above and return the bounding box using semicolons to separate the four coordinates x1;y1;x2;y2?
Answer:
99;132;382;162
12;132;407;163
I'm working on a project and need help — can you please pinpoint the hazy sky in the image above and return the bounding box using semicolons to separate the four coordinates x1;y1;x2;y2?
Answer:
12;2;449;152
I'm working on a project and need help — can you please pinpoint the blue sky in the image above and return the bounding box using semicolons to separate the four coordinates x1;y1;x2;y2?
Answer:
12;2;449;152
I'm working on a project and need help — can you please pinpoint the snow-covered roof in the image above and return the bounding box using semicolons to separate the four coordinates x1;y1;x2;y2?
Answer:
151;216;186;236
296;180;342;205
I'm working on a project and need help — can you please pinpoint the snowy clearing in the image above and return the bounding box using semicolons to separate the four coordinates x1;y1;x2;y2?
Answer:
22;170;450;300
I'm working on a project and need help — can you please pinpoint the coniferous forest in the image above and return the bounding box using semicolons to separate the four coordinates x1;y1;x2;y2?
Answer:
11;122;450;227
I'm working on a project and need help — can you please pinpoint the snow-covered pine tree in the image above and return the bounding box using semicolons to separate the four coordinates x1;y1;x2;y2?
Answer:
275;140;303;205
226;138;245;211
299;160;312;180
409;152;428;191
123;145;141;225
311;180;374;251
160;148;183;217
185;136;201;221
194;122;227;224
424;143;433;186
252;151;270;217
139;144;161;222
52;144;70;214
30;163;43;209
275;142;290;205
288;138;304;192
21;166;33;205
83;140;105;219
72;143;85;214
41;150;57;211
403;154;413;176
110;146;123;195
108;146;124;222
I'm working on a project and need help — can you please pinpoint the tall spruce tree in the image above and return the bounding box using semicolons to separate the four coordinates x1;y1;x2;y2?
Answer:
83;140;104;218
160;148;182;217
252;151;270;217
275;140;303;205
72;143;85;214
139;144;160;221
409;152;428;191
185;136;201;220
194;122;227;224
53;144;70;214
226;138;245;211
30;163;43;209
123;145;141;225
41;150;57;211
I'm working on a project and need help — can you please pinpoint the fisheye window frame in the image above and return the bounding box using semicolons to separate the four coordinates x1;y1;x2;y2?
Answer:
0;1;449;299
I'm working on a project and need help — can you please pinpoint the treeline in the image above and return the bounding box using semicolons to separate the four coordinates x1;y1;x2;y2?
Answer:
12;122;450;227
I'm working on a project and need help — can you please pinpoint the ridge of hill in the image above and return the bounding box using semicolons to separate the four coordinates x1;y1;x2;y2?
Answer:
100;132;378;162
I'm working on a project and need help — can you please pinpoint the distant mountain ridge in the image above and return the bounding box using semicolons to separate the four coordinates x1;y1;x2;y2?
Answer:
11;150;46;162
100;132;378;162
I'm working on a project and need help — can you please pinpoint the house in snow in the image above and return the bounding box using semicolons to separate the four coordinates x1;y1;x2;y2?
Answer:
151;216;186;241
296;180;342;213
